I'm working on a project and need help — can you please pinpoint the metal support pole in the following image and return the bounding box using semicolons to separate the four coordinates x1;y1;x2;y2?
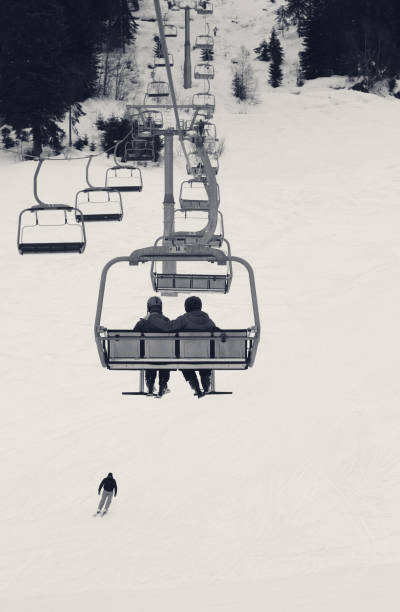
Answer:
184;7;192;89
162;131;176;286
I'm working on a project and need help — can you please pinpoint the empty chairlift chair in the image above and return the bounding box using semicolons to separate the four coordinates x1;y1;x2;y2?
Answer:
192;93;215;113
94;246;260;392
142;110;164;129
146;81;170;98
154;53;174;68
179;178;220;211
194;63;214;79
186;151;219;175
17;159;86;255
75;188;123;222
105;166;143;192
124;137;155;163
18;204;86;254
173;209;225;247
164;24;177;37
194;35;213;50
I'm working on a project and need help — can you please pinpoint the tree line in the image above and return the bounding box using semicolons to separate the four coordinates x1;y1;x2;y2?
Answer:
279;0;400;88
0;0;139;155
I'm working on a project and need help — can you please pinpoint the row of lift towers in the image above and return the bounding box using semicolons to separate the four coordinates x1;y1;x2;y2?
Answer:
17;0;260;395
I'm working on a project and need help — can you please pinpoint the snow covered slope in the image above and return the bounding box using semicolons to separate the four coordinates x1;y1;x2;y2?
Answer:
2;1;400;610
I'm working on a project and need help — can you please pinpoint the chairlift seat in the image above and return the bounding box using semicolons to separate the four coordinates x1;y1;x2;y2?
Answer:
192;93;215;112
142;111;164;129
17;205;86;255
179;179;219;211
164;24;178;37
105;166;143;192
124;138;155;162
154;54;174;67
147;81;170;97
194;63;214;79
75;188;123;222
104;330;251;370
19;241;85;255
194;35;214;50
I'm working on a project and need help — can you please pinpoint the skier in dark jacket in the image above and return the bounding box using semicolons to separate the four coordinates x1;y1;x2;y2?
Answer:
133;296;171;396
97;472;117;515
148;295;219;397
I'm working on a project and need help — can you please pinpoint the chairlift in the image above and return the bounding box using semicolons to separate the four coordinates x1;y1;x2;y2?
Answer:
17;159;86;255
164;24;178;37
123;137;155;163
179;178;220;211
75;188;123;222
154;53;174;67
18;204;86;254
192;92;215;112
146;80;170;97
194;63;214;79
186;151;218;175
94;246;260;390
173;209;225;247
202;121;217;140
142;110;164;129
105;166;143;192
196;1;213;14
194;35;213;50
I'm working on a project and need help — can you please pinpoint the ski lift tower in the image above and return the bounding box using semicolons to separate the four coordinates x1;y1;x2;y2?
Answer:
178;1;197;89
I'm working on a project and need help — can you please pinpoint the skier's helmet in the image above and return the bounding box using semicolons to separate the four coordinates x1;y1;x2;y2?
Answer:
184;296;202;312
147;296;163;312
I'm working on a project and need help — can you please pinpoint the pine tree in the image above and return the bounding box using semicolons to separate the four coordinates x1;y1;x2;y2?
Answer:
254;39;270;61
232;73;247;100
268;28;284;87
153;35;163;58
201;47;214;62
0;0;71;155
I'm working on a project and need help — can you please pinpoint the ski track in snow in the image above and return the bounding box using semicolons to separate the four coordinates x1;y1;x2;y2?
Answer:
2;0;400;610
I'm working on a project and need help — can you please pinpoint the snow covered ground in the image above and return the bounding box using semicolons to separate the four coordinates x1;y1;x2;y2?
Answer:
2;0;400;610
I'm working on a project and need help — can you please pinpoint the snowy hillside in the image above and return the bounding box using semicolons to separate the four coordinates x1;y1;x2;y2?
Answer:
3;1;400;611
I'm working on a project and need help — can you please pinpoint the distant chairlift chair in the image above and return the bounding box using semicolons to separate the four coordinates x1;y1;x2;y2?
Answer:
194;35;213;50
179;178;220;211
75;188;123;222
146;81;170;98
164;24;178;37
186;151;219;175
192;92;215;113
154;53;174;67
194;63;214;79
17;160;86;255
124;137;155;163
105;166;143;192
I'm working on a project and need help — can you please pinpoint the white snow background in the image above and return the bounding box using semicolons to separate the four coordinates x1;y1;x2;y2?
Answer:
2;0;400;610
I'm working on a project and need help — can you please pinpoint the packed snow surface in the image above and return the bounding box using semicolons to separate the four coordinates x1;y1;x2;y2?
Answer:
2;0;400;610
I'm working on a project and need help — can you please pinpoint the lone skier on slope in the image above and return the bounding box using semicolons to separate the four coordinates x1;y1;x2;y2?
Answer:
96;472;117;515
